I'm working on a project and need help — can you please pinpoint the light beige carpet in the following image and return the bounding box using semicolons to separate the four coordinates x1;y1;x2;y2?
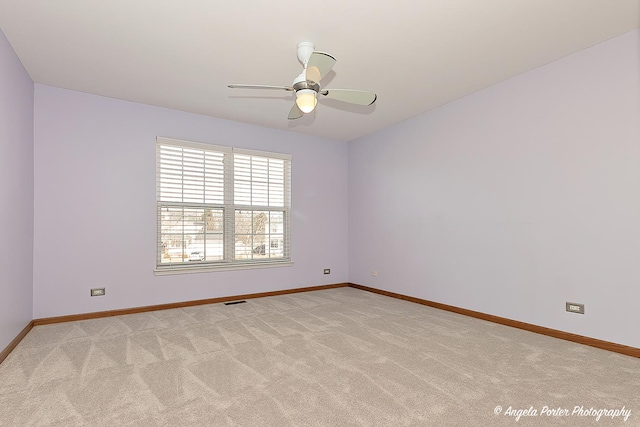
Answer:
0;287;638;426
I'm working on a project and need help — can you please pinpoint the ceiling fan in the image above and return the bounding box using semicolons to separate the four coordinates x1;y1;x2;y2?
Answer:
228;41;377;120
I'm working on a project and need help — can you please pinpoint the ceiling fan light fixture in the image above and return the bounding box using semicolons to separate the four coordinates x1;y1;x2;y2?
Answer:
296;89;317;113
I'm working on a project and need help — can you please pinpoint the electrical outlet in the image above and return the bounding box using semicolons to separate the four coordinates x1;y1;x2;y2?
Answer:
91;288;105;297
566;302;584;314
324;268;330;274
371;271;378;277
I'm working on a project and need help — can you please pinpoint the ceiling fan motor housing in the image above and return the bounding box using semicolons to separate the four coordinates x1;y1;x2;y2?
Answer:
292;72;320;93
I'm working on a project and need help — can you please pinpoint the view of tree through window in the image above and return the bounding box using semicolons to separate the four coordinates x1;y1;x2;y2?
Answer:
156;137;291;270
234;210;284;260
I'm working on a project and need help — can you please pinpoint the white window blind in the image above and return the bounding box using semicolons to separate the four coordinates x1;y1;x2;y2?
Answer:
233;154;285;207
156;137;291;272
158;143;227;204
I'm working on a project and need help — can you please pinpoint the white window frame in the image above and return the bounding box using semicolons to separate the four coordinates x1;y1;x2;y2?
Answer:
155;137;292;275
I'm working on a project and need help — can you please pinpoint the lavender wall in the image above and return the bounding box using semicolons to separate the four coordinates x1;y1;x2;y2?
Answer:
0;29;34;350
349;29;640;348
33;86;348;318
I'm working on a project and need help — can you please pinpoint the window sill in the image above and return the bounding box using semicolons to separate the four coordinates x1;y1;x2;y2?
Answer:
154;261;294;275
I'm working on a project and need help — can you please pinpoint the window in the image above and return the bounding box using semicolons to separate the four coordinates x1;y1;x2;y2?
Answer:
156;137;291;273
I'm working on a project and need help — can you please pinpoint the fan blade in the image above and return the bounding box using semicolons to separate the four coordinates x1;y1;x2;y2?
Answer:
305;51;336;84
288;103;303;120
228;84;294;91
320;89;377;106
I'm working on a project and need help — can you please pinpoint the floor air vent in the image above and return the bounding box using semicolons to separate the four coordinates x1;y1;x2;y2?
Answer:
224;300;247;306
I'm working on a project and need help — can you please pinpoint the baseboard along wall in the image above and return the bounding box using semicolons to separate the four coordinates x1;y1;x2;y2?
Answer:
1;282;638;364
32;283;350;325
349;283;640;359
0;320;34;365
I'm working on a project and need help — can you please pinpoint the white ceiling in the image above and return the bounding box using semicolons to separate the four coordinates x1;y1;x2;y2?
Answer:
0;1;638;142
